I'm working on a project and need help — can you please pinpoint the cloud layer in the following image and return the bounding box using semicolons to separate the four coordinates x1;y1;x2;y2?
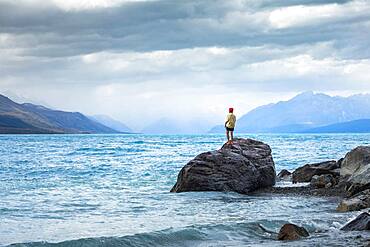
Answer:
0;0;369;131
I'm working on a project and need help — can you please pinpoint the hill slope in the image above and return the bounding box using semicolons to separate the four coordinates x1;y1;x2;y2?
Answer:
0;94;118;134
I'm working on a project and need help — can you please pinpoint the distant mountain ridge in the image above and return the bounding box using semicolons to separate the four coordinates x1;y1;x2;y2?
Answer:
209;92;370;133
0;94;119;134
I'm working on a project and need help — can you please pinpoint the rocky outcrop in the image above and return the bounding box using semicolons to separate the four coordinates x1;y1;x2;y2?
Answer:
277;224;309;241
340;146;370;196
337;189;370;212
332;146;370;211
310;174;336;188
288;146;370;211
341;146;370;177
170;138;276;194
341;212;370;231
292;160;340;183
346;165;370;196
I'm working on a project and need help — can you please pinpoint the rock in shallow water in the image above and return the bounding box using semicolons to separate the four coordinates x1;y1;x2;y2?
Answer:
347;165;370;196
277;223;309;241
292;160;340;183
310;174;336;188
337;189;370;212
341;146;370;177
341;212;370;231
170;138;276;194
340;146;370;196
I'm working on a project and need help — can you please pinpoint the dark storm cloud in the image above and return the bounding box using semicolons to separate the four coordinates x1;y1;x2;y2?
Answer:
0;0;368;58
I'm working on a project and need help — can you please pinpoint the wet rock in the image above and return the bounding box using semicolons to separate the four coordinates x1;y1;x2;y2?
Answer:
337;189;370;212
170;138;276;194
341;212;370;231
341;146;370;177
277;223;309;240
292;160;340;183
277;169;292;181
347;165;370;196
337;198;367;212
310;174;336;188
340;146;370;196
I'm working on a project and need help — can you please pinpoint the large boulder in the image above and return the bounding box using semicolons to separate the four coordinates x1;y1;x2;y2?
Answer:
341;146;370;177
170;138;276;194
346;165;370;195
337;189;370;212
277;224;309;241
341;212;370;231
292;160;340;183
310;174;336;188
340;146;370;195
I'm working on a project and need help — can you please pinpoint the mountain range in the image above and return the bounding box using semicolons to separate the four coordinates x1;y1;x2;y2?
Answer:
2;91;370;134
0;94;130;134
209;92;370;133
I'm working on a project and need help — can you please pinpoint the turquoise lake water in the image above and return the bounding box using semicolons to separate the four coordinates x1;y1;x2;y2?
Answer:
1;134;370;246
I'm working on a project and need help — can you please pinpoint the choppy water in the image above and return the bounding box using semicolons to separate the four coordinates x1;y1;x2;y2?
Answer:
1;134;370;246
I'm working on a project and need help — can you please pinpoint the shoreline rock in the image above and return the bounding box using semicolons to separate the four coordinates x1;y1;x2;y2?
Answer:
337;189;370;212
271;145;370;212
341;146;370;177
171;138;276;194
292;160;340;183
277;223;309;241
310;174;336;189
341;212;370;231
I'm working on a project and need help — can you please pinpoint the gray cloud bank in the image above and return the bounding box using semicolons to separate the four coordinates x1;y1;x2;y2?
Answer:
0;0;367;56
0;0;369;131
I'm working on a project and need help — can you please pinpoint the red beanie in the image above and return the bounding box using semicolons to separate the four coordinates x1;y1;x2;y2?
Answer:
229;108;234;113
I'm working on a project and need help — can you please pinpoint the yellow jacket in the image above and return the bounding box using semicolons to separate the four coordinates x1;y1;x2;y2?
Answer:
225;113;236;128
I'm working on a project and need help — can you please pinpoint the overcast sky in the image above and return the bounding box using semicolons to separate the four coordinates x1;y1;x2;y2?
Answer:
0;0;370;131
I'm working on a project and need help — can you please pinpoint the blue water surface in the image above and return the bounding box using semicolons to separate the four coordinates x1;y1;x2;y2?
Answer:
1;134;370;246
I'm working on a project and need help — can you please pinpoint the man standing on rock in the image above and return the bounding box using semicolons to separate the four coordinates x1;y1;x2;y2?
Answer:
225;107;236;144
